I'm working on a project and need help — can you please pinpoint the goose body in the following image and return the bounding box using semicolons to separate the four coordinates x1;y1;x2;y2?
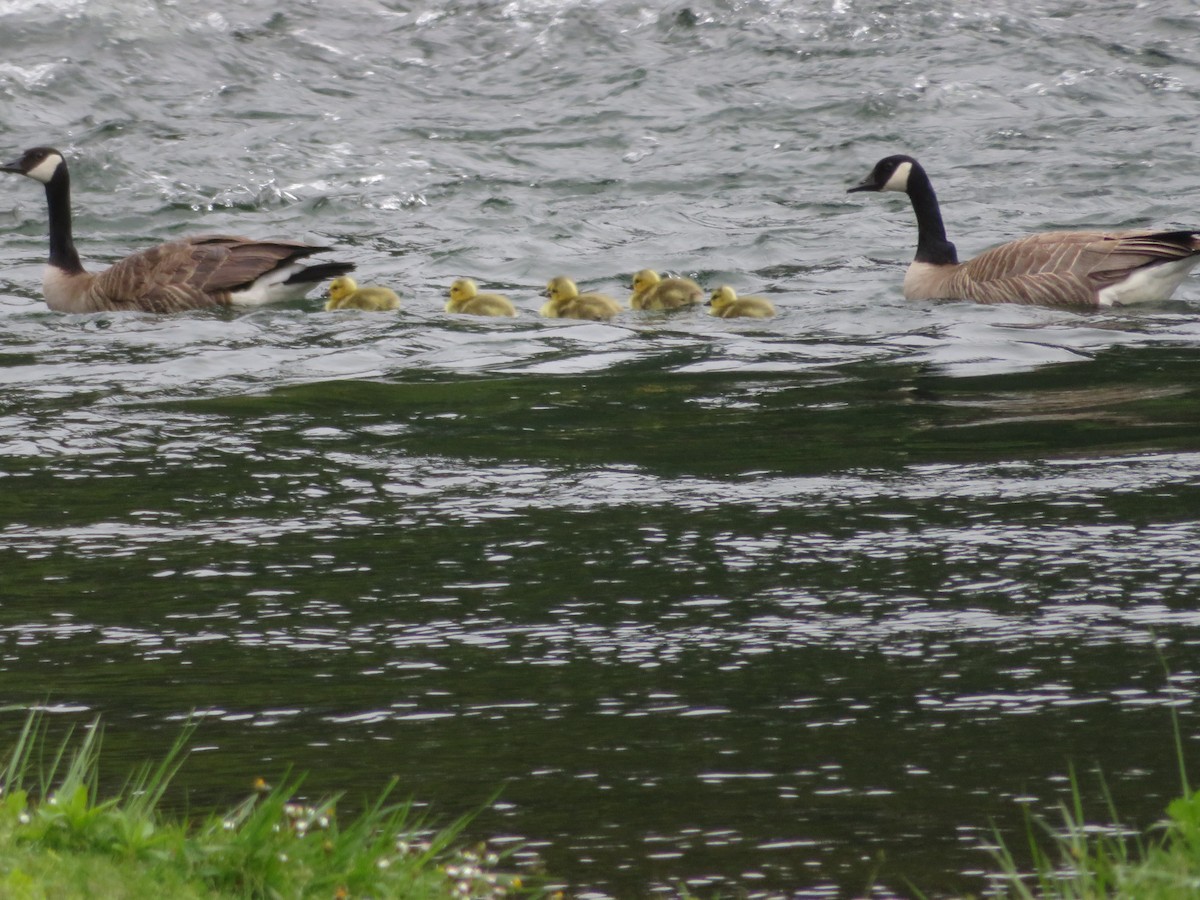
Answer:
2;146;354;313
629;269;704;310
708;285;776;318
325;275;400;311
848;154;1200;308
541;276;622;320
445;278;517;317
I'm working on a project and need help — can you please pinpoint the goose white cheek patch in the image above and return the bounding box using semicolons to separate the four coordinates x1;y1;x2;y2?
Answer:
881;160;912;192
25;153;64;184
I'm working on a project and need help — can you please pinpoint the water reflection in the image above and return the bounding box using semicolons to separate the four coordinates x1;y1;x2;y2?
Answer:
4;345;1195;893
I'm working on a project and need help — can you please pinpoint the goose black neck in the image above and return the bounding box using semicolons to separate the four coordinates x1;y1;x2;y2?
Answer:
44;164;84;275
906;162;958;266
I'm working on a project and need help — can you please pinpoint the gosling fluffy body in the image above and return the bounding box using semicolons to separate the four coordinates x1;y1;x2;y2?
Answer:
325;275;401;311
541;276;622;320
708;285;775;318
629;269;704;310
848;154;1200;308
1;146;354;313
445;278;517;317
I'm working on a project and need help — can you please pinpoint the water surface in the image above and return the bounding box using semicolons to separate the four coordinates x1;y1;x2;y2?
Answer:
3;1;1200;896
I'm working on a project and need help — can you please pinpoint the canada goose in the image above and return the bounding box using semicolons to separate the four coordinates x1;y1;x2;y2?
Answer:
325;275;400;311
708;285;776;318
445;278;517;317
1;146;355;313
541;276;622;320
629;269;704;310
848;154;1200;307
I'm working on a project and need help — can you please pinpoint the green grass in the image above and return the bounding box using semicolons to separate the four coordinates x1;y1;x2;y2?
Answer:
986;776;1200;899
0;712;543;899
986;703;1200;900
8;710;1200;899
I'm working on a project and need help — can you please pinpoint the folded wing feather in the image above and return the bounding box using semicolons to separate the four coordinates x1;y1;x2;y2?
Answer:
83;236;329;312
958;230;1200;306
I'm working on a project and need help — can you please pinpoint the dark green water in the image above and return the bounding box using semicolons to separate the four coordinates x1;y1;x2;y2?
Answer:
5;332;1200;896
4;0;1200;896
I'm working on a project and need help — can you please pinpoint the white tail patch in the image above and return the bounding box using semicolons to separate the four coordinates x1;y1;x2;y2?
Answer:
228;263;314;306
1097;255;1200;306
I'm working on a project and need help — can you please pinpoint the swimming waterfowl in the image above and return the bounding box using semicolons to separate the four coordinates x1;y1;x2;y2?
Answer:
445;278;517;317
1;146;355;313
325;275;400;311
847;154;1200;307
708;285;776;318
629;269;704;310
541;276;622;320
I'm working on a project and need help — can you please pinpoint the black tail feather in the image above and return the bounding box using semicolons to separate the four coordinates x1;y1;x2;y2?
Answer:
287;261;356;285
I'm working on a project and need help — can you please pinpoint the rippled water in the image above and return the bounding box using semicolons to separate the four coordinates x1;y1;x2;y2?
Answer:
3;1;1200;896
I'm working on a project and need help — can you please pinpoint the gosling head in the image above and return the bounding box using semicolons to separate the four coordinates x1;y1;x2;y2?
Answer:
709;285;738;309
327;275;358;304
848;154;918;194
545;276;578;302
631;269;661;293
1;146;66;185
449;278;478;302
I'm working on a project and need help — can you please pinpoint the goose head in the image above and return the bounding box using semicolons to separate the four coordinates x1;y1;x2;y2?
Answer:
327;275;358;304
449;278;478;302
1;146;67;184
545;276;578;302
848;154;918;194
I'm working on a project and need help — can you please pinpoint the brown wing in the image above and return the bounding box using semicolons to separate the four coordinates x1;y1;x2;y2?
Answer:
960;230;1200;306
83;236;327;312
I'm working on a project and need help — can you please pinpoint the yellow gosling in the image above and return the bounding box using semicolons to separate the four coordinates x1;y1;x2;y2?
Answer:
629;268;703;310
446;278;518;317
325;275;400;311
541;276;622;320
708;285;776;319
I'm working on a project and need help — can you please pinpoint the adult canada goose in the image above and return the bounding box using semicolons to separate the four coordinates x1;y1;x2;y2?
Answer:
541;276;622;320
847;154;1200;308
1;146;355;313
325;275;400;311
708;285;776;318
629;269;704;310
445;278;517;317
